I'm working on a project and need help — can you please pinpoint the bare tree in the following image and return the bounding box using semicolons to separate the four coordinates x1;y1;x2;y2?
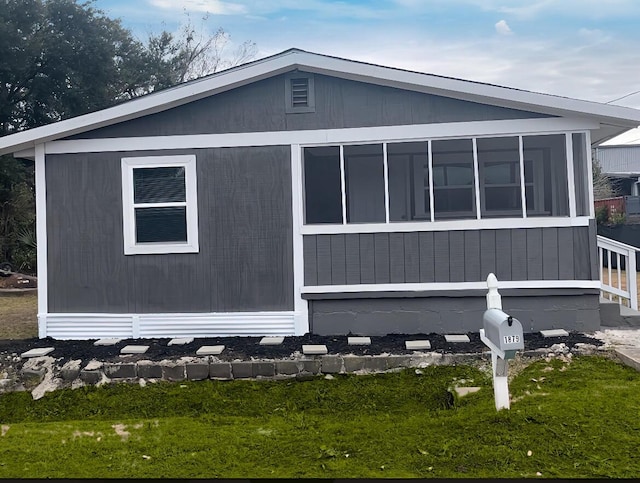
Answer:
144;13;258;92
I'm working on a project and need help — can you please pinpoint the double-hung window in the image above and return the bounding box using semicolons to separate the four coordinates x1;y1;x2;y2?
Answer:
121;155;199;255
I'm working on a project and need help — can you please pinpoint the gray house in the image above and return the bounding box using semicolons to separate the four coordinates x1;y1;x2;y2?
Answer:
2;49;640;340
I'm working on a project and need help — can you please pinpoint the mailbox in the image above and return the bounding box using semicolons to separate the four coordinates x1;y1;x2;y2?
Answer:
482;308;524;359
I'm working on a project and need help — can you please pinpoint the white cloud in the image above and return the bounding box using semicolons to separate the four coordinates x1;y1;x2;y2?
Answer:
495;19;513;35
578;28;611;44
148;0;247;15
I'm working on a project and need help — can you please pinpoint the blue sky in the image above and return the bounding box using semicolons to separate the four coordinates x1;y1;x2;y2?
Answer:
93;0;640;112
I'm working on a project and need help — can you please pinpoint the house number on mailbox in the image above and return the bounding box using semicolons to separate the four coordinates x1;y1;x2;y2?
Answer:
503;335;521;345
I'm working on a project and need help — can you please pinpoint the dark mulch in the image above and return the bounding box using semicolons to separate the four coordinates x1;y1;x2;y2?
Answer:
0;331;604;367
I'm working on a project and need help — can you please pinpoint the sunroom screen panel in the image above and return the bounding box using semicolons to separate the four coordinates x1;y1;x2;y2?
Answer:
431;138;476;220
303;146;343;224
523;134;569;217
344;144;385;223
477;136;522;218
388;141;430;222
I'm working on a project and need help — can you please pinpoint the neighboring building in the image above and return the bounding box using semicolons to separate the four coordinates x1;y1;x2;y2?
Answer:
594;144;640;196
1;49;640;339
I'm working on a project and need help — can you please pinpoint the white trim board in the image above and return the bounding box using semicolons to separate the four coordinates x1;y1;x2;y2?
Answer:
302;280;601;294
34;143;48;338
2;49;640;156
300;216;591;235
43;118;599;155
290;144;309;335
42;311;299;340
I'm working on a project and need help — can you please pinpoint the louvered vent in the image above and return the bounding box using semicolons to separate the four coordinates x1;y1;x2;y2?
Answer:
291;78;309;107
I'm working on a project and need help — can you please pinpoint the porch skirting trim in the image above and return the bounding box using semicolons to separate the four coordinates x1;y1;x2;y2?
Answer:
41;311;298;340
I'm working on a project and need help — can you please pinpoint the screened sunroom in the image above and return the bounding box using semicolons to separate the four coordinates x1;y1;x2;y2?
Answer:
302;132;592;229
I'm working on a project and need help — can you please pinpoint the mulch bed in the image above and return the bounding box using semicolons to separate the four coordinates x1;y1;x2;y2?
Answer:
0;331;604;366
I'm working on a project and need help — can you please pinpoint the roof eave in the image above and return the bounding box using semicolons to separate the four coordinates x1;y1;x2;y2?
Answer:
2;49;640;155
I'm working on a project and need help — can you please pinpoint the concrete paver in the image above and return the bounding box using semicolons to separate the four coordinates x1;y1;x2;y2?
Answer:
120;345;149;355
259;337;284;346
540;329;569;338
94;338;121;346
21;348;54;358
302;344;328;355
168;338;194;346
614;348;640;372
348;337;371;346
196;345;225;356
405;340;431;350
444;334;470;343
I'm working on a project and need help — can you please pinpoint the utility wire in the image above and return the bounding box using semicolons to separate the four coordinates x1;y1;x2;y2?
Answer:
606;90;640;104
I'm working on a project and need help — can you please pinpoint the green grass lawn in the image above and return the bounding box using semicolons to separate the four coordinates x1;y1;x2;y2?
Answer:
0;356;638;478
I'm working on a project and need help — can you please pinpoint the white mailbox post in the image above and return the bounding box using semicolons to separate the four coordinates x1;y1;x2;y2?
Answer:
480;273;524;411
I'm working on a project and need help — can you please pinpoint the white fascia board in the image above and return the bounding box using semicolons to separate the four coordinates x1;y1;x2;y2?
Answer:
295;52;640;125
3;49;640;156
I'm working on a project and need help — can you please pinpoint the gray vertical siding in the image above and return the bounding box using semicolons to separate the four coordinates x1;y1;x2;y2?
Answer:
66;73;550;140
345;234;361;284
403;233;420;283
419;232;435;282
359;234;376;283
47;146;293;313
374;233;390;283
303;226;597;286
434;232;450;282
526;229;543;280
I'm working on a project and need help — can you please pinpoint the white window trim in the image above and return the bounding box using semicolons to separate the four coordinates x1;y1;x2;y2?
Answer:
121;155;199;255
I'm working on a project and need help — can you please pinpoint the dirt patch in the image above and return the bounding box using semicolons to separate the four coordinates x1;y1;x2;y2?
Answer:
0;293;38;339
0;273;37;289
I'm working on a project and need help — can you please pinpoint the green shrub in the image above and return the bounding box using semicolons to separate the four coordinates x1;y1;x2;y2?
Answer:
595;205;609;225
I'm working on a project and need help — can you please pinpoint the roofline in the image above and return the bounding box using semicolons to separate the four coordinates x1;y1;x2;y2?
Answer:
2;48;640;155
596;143;640;149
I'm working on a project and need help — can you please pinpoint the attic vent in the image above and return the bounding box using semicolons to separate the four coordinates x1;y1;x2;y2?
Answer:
285;73;315;113
291;78;309;107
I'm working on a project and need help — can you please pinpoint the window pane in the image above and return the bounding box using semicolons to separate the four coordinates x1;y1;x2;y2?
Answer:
573;133;590;217
134;167;186;203
344;144;385;223
477;136;521;218
388;142;430;222
135;207;187;243
523;134;569;217
432;138;475;220
304;146;343;224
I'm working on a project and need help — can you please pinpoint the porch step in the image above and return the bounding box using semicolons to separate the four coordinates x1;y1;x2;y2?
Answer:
600;297;640;327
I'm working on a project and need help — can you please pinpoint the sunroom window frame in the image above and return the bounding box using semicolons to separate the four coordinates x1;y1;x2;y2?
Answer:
300;129;590;234
121;154;199;255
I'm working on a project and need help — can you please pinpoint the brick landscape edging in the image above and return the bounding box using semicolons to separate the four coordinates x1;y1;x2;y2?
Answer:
0;344;605;400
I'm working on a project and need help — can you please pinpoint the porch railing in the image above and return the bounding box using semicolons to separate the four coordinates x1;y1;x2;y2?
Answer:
597;235;638;310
